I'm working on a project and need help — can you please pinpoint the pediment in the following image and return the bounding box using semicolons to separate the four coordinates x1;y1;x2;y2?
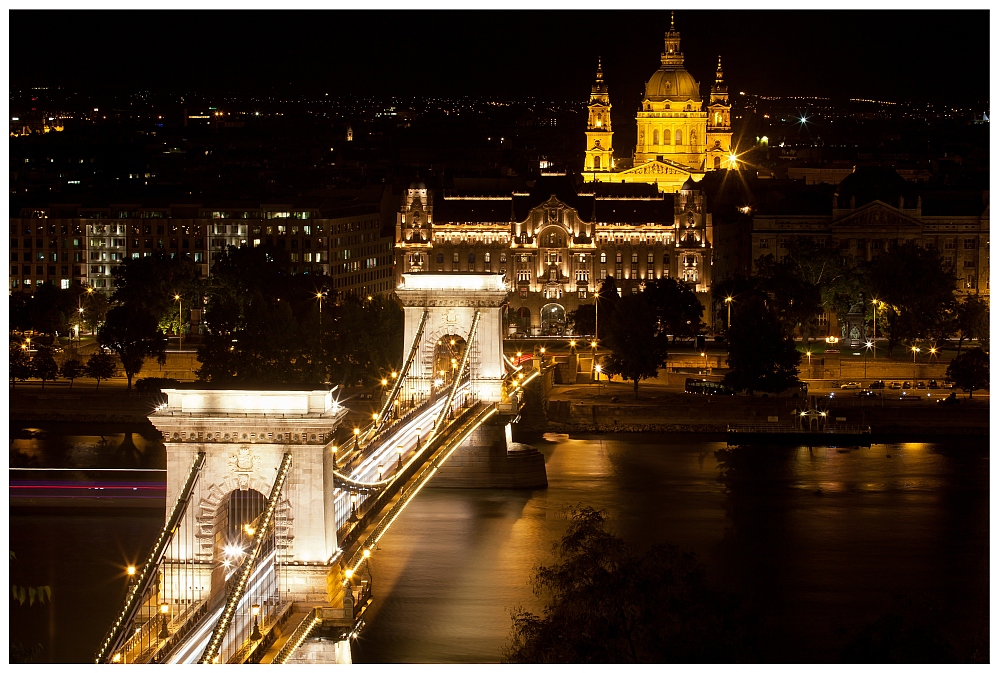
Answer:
619;160;693;176
833;200;922;228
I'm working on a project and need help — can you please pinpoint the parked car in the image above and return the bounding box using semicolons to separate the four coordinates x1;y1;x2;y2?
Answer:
869;380;885;390
840;382;860;389
938;392;960;405
916;381;927;390
928;380;940;389
889;381;902;390
902;381;912;390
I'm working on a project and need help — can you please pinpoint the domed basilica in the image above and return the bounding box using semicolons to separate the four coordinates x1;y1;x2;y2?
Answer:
586;14;734;193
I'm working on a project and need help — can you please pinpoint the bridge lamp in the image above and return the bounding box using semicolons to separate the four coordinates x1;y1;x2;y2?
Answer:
112;653;121;663
349;493;358;517
126;565;136;578
363;549;371;559
243;524;255;537
353;427;361;450
450;339;456;346
391;371;397;379
331;445;338;455
540;347;546;354
377;464;383;480
344;568;353;583
250;604;262;641
158;603;170;639
381;378;388;387
415;428;422;451
397;445;404;468
516;351;522;358
372;412;379;422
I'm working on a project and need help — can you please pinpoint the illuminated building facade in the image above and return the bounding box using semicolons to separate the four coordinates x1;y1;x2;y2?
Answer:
9;198;394;301
750;167;990;335
395;175;713;335
585;14;734;193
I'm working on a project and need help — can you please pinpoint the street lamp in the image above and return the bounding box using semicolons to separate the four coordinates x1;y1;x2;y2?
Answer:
250;604;262;641
316;291;324;325
397;444;404;469
415;427;421;452
725;296;733;330
158;603;170;639
701;351;707;374
912;345;920;384
871;299;878;360
864;340;873;379
174;294;182;352
595;363;603;395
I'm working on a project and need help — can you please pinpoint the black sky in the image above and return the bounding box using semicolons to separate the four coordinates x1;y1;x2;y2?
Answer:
11;10;990;104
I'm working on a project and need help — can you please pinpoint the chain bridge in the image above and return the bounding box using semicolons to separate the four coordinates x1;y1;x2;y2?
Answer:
94;274;546;664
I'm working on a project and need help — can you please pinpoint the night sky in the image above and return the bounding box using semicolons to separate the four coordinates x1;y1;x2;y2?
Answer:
11;9;990;104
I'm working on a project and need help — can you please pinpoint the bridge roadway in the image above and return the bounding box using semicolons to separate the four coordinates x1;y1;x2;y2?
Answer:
156;384;494;664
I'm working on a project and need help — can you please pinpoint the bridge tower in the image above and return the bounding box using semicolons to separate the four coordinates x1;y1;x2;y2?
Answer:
395;273;547;488
151;388;349;606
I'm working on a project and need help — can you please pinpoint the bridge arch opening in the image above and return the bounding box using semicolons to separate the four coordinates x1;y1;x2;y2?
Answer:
541;303;566;335
433;335;467;386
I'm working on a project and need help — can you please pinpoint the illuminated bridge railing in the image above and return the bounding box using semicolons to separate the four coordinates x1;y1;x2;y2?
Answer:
198;452;294;664
95;452;206;664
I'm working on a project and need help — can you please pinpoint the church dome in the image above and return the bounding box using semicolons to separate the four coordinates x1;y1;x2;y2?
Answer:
645;68;701;102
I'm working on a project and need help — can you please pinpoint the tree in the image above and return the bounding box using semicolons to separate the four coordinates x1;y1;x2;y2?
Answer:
723;295;802;395
955;296;989;354
110;251;202;329
601;293;668;399
31;347;59;390
85;351;118;389
80;290;111;333
946;348;988;398
9;343;32;389
754;254;823;341
502;507;752;663
60;358;84;390
595;275;619;342
643;277;704;342
99;304;167;392
868;244;957;356
567;303;595;337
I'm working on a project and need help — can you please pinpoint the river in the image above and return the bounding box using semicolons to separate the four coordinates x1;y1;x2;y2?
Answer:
9;425;989;663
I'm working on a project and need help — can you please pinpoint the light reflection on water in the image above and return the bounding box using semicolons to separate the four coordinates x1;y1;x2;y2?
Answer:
8;432;989;663
353;434;988;663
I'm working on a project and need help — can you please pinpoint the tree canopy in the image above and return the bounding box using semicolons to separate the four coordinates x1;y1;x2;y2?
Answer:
868;243;957;355
85;351;118;389
98;304;167;391
502;507;752;663
723;294;802;395
601;293;668;398
946;347;989;398
643;277;704;342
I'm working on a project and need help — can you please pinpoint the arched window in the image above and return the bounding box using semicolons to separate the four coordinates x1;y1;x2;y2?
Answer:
631;252;638;264
484;252;491;263
600;252;607;264
616;251;622;263
500;253;506;263
664;129;671;145
468;253;476;264
690;130;697;146
594;155;601;169
675;129;683;145
663;253;670;264
436;253;444;263
647;252;654;264
652;129;659;146
714;156;721;169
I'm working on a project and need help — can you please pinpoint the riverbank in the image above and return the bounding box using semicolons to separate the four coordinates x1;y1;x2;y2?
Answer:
544;382;990;436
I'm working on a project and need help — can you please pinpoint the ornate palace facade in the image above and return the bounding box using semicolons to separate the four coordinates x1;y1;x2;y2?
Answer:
395;175;714;335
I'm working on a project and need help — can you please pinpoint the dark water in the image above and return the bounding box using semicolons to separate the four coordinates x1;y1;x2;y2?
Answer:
9;430;989;663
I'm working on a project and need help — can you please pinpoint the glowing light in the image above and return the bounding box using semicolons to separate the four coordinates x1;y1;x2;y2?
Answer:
160;603;170;615
251;604;260;617
126;565;136;576
363;549;371;558
112;653;121;662
353;428;360;436
223;544;245;558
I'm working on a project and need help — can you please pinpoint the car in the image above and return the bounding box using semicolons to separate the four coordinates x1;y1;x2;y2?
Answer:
916;381;927;390
824;349;840;354
869;380;885;390
899;392;922;401
902;381;912;390
855;390;879;398
840;382;860;389
928;380;940;389
889;382;902;390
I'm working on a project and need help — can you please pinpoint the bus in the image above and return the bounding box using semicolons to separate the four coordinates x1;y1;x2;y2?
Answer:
684;378;733;395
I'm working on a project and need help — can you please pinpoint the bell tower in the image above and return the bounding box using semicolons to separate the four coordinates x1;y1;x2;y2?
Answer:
584;58;614;173
706;56;733;170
